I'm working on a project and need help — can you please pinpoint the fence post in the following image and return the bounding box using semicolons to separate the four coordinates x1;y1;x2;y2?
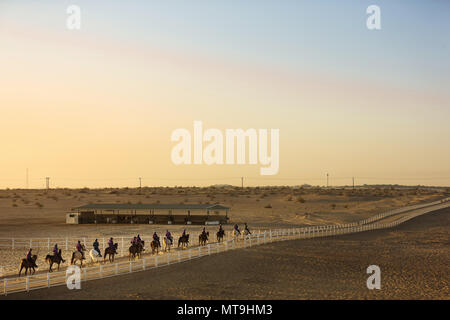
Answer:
3;279;7;296
99;265;103;278
208;244;211;255
189;249;192;260
178;251;181;262
143;258;146;270
26;276;29;292
115;263;118;275
47;273;50;288
167;253;170;265
155;256;158;267
30;239;32;248
102;238;105;253
121;237;124;256
129;261;132;273
65;237;68;250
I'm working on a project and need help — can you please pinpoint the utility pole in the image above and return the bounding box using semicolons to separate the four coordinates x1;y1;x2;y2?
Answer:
241;177;244;188
139;177;142;189
352;177;355;189
46;177;50;190
326;173;329;188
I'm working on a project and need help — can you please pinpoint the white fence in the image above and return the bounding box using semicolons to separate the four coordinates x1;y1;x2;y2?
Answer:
1;197;449;296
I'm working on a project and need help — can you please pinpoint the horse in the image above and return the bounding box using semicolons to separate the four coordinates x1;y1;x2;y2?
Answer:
104;243;118;263
19;254;38;276
150;239;160;255
89;248;102;264
45;249;65;272
232;229;241;240
71;245;86;267
217;229;225;243
178;234;189;249
129;241;145;260
199;232;209;246
163;236;173;252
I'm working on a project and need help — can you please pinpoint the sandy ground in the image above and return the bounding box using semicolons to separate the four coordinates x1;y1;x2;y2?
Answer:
0;187;446;276
3;205;449;300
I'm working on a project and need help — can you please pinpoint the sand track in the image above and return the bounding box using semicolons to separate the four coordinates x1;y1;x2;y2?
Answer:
1;201;449;299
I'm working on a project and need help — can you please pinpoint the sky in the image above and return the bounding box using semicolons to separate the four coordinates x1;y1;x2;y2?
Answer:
0;0;449;188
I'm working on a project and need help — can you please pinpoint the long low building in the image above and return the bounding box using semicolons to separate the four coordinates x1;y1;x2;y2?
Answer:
66;203;230;225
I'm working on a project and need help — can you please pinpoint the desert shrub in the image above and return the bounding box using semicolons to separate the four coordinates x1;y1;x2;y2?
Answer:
264;204;272;208
331;203;336;209
35;202;43;208
297;196;305;203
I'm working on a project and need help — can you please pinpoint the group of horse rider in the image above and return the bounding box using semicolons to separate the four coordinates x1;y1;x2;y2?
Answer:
25;223;251;264
233;222;251;235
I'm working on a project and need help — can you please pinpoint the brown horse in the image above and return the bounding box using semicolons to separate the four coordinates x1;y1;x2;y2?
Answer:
45;249;65;272
129;241;145;260
19;255;38;276
199;232;209;246
178;234;190;249
104;243;118;262
150;240;160;255
217;230;225;243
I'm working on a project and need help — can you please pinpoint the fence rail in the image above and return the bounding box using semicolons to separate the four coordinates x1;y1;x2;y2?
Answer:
1;197;449;296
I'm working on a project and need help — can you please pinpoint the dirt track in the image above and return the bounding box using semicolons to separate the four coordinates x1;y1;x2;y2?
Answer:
3;207;449;300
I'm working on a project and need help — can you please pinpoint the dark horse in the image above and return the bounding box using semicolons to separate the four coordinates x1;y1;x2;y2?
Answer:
129;241;145;260
199;232;209;246
217;229;225;243
104;243;118;262
19;255;38;276
45;249;65;272
178;234;189;249
150;240;160;255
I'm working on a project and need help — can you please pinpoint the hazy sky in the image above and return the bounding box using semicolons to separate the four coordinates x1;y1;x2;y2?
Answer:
1;1;449;188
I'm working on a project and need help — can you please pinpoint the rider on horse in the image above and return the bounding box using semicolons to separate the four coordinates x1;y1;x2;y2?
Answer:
182;229;186;237
108;237;114;248
234;224;241;235
137;234;142;243
26;248;36;267
53;244;59;256
201;227;207;237
93;239;102;257
76;240;85;259
165;230;173;245
131;236;137;245
153;232;160;247
244;223;251;234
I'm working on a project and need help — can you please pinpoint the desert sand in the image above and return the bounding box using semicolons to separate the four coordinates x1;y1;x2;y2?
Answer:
0;187;446;275
1;202;449;300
